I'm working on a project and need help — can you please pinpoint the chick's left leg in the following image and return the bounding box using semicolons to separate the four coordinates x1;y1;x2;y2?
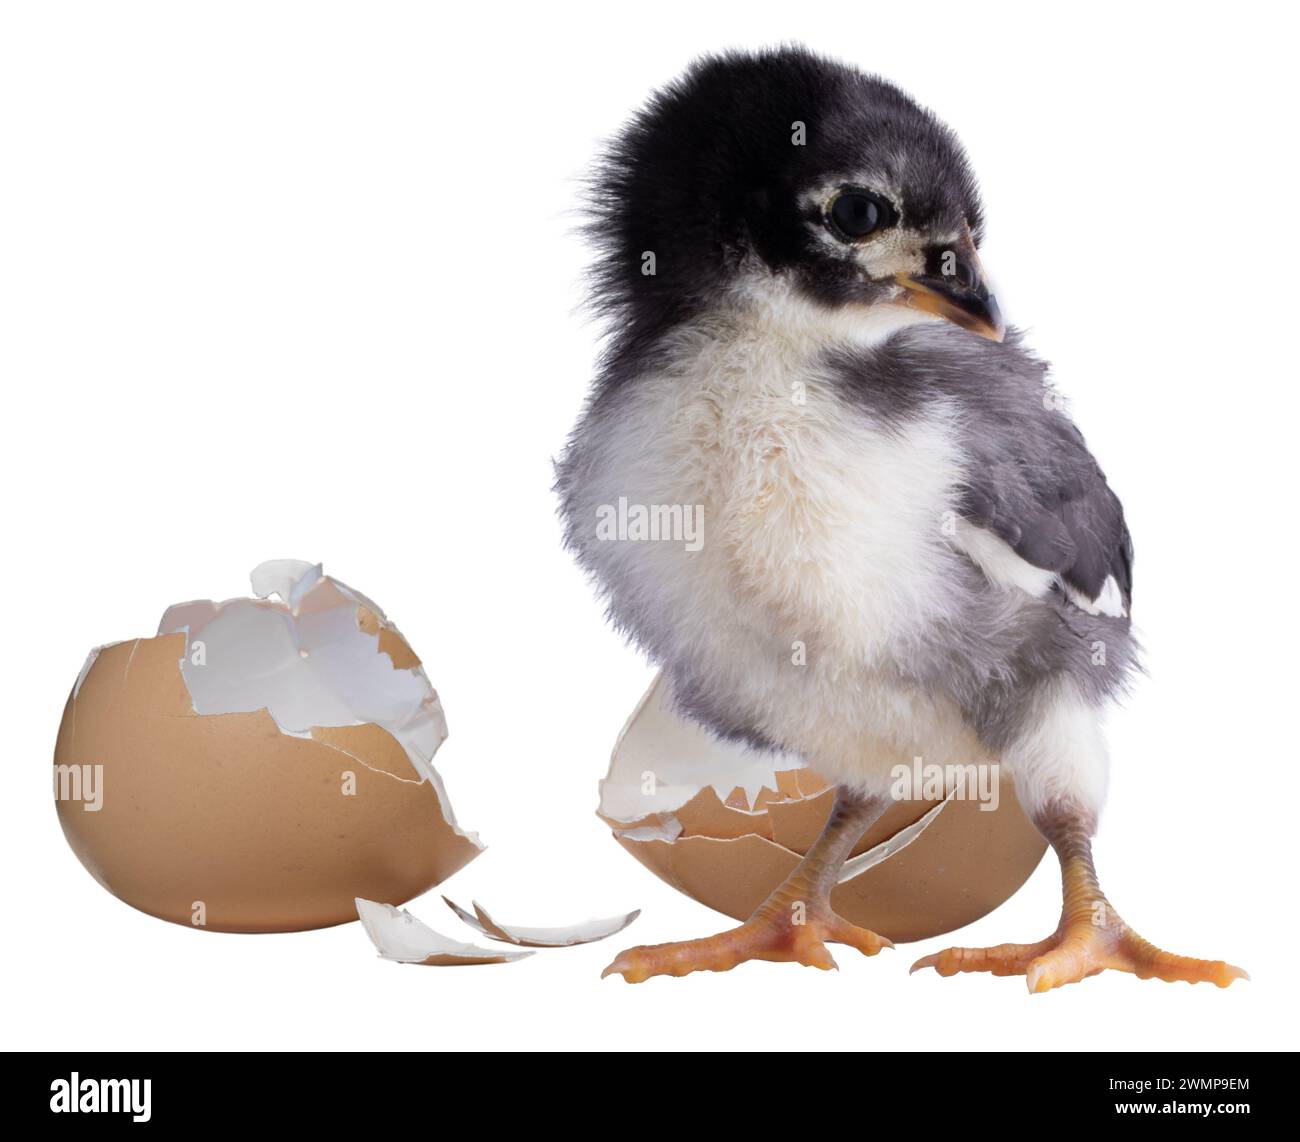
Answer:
912;802;1248;993
603;789;890;983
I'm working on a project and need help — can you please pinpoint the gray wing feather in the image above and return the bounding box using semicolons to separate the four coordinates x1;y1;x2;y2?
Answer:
961;406;1133;607
837;324;1134;610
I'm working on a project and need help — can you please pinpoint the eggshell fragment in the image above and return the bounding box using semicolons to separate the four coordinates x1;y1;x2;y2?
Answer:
356;899;532;966
53;562;482;933
601;674;1047;944
441;898;641;947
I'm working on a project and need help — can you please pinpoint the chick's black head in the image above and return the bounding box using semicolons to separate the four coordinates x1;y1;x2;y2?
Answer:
588;46;1000;349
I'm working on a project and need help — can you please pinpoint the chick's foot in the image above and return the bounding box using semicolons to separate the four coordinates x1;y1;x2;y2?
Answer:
912;910;1246;993
603;902;890;983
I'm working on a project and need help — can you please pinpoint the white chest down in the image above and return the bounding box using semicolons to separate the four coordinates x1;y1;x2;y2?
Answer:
607;302;967;661
569;301;998;779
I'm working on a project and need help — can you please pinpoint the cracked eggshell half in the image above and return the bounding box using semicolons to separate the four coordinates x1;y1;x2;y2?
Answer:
53;560;482;934
600;674;1046;944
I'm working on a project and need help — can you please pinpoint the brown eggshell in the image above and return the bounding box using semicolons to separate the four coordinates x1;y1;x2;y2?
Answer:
616;833;802;920
604;674;1047;943
54;634;479;933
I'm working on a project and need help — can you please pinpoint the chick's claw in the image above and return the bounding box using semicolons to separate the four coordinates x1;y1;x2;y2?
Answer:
602;909;892;983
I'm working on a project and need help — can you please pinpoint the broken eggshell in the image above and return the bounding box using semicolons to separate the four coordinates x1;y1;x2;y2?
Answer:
53;560;482;934
355;899;532;966
600;674;1047;944
441;897;641;947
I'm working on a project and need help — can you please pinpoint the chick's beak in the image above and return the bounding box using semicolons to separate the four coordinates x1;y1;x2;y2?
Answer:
894;237;1005;342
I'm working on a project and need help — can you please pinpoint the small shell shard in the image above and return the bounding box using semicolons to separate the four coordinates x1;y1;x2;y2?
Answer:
356;899;533;965
441;897;641;947
250;559;321;606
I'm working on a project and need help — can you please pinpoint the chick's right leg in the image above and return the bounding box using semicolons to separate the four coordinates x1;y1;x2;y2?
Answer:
603;789;891;983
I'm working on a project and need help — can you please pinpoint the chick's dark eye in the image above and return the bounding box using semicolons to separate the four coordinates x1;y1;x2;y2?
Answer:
828;191;893;239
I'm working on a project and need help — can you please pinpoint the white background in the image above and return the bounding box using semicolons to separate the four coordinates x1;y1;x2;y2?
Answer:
2;1;1295;1053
